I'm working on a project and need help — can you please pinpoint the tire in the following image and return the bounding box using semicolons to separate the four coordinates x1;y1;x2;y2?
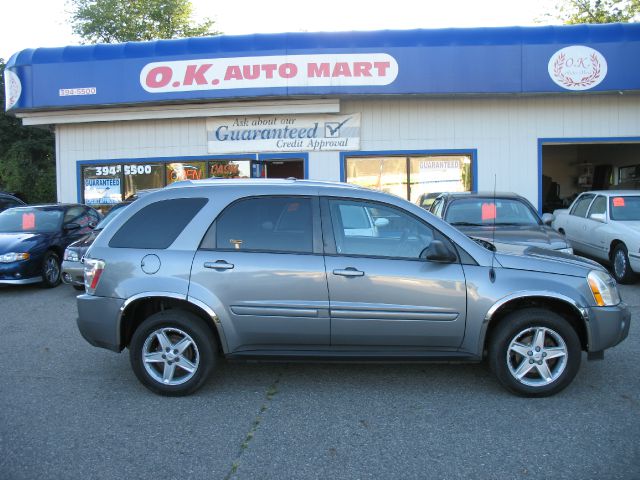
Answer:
40;251;61;288
489;308;581;397
129;310;217;396
611;244;636;284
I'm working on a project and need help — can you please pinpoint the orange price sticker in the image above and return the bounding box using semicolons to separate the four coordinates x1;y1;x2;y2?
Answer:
481;202;496;221
22;212;36;230
612;197;625;207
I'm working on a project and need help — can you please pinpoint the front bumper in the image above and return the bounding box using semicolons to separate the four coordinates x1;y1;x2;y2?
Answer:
61;260;84;286
77;294;125;352
586;302;631;353
0;258;42;285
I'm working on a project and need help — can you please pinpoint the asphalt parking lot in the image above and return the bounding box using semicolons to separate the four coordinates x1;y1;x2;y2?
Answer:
1;283;639;480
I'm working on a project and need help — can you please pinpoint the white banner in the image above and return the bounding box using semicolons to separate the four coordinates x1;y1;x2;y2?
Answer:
206;113;360;153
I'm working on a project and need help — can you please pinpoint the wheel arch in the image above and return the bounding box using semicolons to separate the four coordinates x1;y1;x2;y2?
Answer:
481;293;590;357
609;239;625;260
118;293;228;354
46;245;64;258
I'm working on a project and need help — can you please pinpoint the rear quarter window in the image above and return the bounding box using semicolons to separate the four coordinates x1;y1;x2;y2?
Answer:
109;198;208;249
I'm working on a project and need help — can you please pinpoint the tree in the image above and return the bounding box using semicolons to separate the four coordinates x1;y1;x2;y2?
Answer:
552;0;640;24
0;60;56;203
69;0;219;43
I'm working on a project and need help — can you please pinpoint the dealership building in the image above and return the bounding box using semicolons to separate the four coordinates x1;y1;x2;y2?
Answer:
4;23;640;212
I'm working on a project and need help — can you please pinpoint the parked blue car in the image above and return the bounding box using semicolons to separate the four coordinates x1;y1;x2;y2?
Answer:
0;204;100;287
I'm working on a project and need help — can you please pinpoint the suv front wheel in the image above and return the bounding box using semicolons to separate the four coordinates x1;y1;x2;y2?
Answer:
130;310;217;396
489;309;581;397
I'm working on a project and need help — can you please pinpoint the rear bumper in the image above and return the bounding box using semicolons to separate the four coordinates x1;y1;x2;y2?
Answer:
76;294;125;352
586;302;631;353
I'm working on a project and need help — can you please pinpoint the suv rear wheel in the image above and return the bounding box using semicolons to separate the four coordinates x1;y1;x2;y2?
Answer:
489;309;581;397
130;310;217;396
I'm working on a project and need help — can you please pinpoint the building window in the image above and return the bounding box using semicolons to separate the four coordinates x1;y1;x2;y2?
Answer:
344;154;473;202
123;163;165;200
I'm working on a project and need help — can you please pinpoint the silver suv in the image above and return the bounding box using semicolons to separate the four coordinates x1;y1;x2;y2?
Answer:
77;179;630;397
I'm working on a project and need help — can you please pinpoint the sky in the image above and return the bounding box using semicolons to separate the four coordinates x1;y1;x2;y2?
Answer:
1;0;560;61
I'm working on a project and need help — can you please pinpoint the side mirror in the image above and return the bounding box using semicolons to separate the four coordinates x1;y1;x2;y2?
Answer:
590;213;606;223
88;221;97;229
420;240;457;263
541;213;554;225
64;222;81;231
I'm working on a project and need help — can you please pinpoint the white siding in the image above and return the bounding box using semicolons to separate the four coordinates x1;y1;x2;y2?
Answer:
57;95;640;206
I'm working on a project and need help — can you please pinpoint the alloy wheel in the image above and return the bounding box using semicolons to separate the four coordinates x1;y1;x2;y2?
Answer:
142;327;200;386
506;326;568;387
45;257;60;284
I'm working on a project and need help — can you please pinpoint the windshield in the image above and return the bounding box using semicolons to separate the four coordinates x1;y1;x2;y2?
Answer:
610;196;640;221
96;203;130;230
445;198;541;226
0;208;63;233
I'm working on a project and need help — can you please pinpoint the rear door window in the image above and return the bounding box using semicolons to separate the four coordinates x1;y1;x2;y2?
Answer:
570;194;595;218
109;198;208;249
207;197;314;253
587;196;607;218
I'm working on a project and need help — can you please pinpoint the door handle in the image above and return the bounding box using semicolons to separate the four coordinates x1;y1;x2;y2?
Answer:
204;260;235;270
333;268;364;277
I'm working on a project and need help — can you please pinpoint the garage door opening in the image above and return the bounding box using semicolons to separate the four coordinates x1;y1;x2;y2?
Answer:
541;142;640;213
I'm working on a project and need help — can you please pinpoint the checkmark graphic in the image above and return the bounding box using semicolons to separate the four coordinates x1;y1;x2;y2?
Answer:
324;117;351;138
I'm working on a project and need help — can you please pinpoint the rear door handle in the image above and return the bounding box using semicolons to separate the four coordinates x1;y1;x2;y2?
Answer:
333;268;364;277
204;260;235;270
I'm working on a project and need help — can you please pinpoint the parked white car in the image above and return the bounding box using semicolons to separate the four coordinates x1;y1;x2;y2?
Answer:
552;191;640;283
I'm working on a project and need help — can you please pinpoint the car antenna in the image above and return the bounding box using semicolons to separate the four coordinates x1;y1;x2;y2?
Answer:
489;174;497;283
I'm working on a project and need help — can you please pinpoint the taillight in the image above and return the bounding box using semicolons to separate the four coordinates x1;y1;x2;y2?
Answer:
84;258;105;294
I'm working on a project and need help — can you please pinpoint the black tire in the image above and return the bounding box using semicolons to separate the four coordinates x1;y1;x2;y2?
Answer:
40;251;61;288
73;285;85;291
129;310;217;396
611;244;636;284
489;308;581;397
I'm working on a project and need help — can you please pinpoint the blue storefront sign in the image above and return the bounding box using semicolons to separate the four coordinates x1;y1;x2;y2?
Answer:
5;24;640;112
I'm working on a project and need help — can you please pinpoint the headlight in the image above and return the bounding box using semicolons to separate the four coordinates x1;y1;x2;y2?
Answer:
0;252;30;263
64;249;80;262
557;247;574;254
587;270;621;306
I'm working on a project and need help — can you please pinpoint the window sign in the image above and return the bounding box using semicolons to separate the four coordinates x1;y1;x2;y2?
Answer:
83;165;123;205
409;156;471;203
166;162;207;184
208;160;251;179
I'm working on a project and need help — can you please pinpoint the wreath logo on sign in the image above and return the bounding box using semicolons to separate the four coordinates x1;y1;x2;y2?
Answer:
5;70;22;110
548;46;607;91
553;53;602;88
